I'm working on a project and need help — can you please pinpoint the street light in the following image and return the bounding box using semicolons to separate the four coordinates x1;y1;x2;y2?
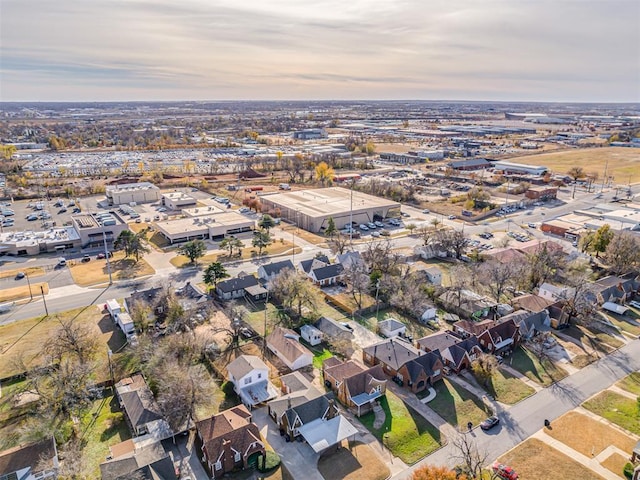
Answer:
40;285;48;316
24;272;33;301
102;224;113;285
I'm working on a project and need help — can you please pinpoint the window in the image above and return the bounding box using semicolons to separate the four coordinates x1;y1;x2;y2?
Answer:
234;451;241;462
433;369;441;377
215;461;222;471
257;373;262;379
244;377;251;385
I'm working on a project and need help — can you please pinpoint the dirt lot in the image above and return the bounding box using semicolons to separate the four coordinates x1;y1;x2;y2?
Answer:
505;147;640;182
317;441;390;480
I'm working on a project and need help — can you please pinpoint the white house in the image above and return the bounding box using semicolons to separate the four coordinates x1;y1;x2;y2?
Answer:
421;307;438;322
424;267;443;286
300;324;323;346
378;318;406;338
266;327;314;371
257;260;295;285
227;355;278;408
538;283;575;302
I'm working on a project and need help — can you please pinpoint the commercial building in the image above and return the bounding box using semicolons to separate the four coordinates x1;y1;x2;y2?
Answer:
260;187;400;233
71;211;129;248
525;186;558;200
293;128;327;140
161;191;197;210
105;182;160;206
182;204;226;217
492;161;548;176
447;158;491;171
154;211;254;244
0;227;80;256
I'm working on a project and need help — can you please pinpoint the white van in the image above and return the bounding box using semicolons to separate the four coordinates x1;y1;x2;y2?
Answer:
279;183;291;190
57;257;67;267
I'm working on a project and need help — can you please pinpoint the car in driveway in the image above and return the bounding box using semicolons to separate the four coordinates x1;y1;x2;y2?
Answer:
628;300;640;309
492;462;518;480
480;416;500;431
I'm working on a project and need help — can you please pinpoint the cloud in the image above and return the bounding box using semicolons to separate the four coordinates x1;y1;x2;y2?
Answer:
1;0;638;101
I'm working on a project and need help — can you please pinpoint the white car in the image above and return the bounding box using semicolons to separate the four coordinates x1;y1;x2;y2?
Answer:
628;301;640;309
359;224;369;231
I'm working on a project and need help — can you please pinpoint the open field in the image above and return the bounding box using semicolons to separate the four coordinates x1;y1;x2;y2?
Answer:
546;412;636;457
358;391;441;464
0;282;48;303
0;305;126;379
427;378;492;428
317;441;390;480
617;372;640;396
506;147;640;182
280;224;328;246
68;251;155;286
510;346;568;386
498;438;605;480
583;391;640;435
0;266;45;280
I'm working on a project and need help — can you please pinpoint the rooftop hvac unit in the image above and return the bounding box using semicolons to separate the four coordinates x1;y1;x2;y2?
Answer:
102;219;116;226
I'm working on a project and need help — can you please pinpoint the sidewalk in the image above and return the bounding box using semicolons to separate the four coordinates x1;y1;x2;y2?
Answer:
500;363;544;392
448;372;505;413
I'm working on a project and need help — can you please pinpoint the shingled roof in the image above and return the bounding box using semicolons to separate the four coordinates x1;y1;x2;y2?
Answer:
267;326;312;365
0;437;57;477
116;374;162;430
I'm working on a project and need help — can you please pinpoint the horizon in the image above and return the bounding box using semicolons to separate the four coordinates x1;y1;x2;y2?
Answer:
2;0;639;103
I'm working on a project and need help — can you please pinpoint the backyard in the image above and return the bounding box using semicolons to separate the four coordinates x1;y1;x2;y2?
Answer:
583;390;640;435
509;346;568;386
358;391;442;464
427;378;492;428
497;438;605;480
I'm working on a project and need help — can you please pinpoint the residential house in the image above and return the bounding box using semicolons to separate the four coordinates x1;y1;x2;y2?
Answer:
439;289;496;319
115;374;170;437
363;338;444;393
300;255;330;275
300;255;344;286
278;393;360;453
195;405;265;478
227;355;278;408
594;274;640;305
257;260;295;286
0;438;58;480
267;372;323;427
538;283;575;303
100;439;176;480
216;275;266;301
453;319;496;338
336;251;365;270
501;309;551;340
416;332;482;373
175;281;210;313
300;324;323;346
477;319;521;354
378;318;407;338
512;293;554;313
266;326;314;371
314;316;354;342
424;266;443;286
124;286;164;319
323;358;387;416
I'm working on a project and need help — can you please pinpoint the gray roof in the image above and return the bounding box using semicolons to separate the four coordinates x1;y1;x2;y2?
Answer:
417;332;459;352
279;371;313;394
260;260;295;277
312;263;344;281
284;393;336;427
227;355;268;380
119;390;163;428
216;275;259;293
315;316;354;338
300;255;329;274
363;338;421;371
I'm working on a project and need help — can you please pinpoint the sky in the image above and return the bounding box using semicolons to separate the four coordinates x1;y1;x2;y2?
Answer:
1;0;639;102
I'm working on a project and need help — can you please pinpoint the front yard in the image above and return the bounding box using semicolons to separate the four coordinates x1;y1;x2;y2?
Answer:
582;390;640;435
616;372;640;396
317;441;390;480
509;346;568;386
358;391;442;464
498;438;605;480
484;368;535;405
427;378;492;428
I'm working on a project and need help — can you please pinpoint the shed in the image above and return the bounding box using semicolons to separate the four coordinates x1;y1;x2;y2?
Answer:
378;318;406;338
300;324;323;346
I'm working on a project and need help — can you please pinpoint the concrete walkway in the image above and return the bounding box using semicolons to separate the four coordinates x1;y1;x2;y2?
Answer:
500;363;544;392
386;381;460;439
607;383;639;400
448;373;505;413
532;429;623;480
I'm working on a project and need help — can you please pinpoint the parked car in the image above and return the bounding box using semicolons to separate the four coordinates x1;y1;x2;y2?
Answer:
367;222;376;229
97;252;113;259
481;416;500;431
422;209;430;214
26;214;38;221
359;224;369;231
58;208;67;214
628;300;640;309
380;229;390;236
371;231;381;238
492;462;518;480
72;207;81;213
527;223;536;228
374;221;384;228
82;254;91;263
157;207;167;212
448;215;456;220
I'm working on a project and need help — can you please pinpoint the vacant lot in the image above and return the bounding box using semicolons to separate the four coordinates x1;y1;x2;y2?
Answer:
0;282;49;303
507;147;640;182
617;372;640;395
510;346;568;386
0;305;125;379
583;391;640;435
359;391;441;464
69;251;155;286
428;378;492;428
170;239;299;267
498;438;605;480
546;412;636;457
317;441;390;480
0;266;45;280
485;369;535;405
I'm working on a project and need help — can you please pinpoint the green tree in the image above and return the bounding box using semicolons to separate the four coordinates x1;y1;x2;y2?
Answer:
325;217;337;237
203;262;229;290
178;239;207;265
258;214;276;232
591;224;614;258
220;236;243;257
252;230;272;255
115;230;150;262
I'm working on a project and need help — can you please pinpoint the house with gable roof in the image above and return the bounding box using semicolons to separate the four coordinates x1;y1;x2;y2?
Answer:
266;326;313;371
115;374;170;437
227;355;278;408
258;259;295;286
195;405;265;479
300;255;344;286
477;318;521;354
0;438;58;480
416;331;482;373
267;372;323;428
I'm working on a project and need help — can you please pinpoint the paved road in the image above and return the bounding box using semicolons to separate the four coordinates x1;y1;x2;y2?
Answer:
392;337;640;479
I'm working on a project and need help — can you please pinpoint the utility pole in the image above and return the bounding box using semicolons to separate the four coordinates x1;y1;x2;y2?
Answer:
263;290;270;360
103;225;113;285
40;285;48;316
25;272;33;300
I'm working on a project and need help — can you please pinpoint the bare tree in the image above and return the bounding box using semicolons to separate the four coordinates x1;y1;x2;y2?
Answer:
451;433;494;479
521;244;566;290
342;261;371;310
329;233;350;255
44;316;98;365
436;229;467;259
362;238;399;275
603;231;640;275
270;269;318;322
479;259;518;303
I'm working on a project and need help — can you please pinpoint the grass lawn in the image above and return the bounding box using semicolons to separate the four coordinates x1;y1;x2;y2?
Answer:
428;378;492;427
0;283;48;303
0;305;125;379
148;230;170;249
69;252;155;286
358;392;441;464
616;372;640;396
80;394;131;478
170;239;300;267
485;369;535;405
509;346;568;386
498;438;605;480
317;441;390;480
561;325;623;352
328;292;376;314
506;147;640;184
601;452;629;478
311;346;334;370
546;412;636;457
0;266;45;280
280;224;327;246
603;313;640;337
583;391;640;435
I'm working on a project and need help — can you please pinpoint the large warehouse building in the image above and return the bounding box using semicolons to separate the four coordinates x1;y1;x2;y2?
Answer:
260;187;401;233
154;211;255;244
105;182;161;205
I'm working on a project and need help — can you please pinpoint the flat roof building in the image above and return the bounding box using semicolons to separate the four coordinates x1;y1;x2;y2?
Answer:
493;161;548;176
106;182;160;206
182;204;226;217
155;211;254;244
0;227;80;256
161;192;197;210
71;211;129;248
260;187;400;233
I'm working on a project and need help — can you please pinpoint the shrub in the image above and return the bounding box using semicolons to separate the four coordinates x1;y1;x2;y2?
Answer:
623;462;634;479
259;451;281;472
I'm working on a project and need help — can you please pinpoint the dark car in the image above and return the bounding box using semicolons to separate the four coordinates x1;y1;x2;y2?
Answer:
480;416;500;431
72;207;81;213
82;254;91;263
58;208;67;214
15;271;25;280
